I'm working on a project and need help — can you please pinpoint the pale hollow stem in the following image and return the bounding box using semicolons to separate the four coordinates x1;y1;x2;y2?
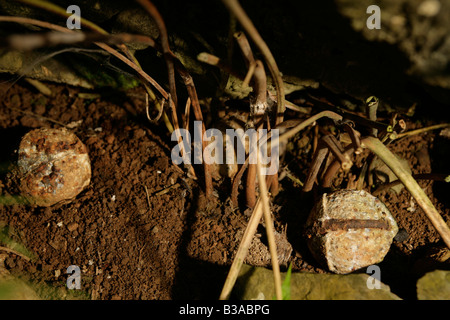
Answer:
321;135;352;170
252;60;268;113
17;0;108;34
276;111;343;146
221;0;285;124
303;146;329;192
219;198;264;300
321;146;355;189
256;151;282;300
234;31;256;67
137;0;178;108
0;15;174;133
361;136;450;250
342;123;362;154
219;166;281;300
397;123;450;139
366;98;378;137
0;246;31;262
246;163;257;208
372;173;450;196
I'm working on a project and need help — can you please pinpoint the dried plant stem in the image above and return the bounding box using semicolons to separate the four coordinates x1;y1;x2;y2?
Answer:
0;246;31;262
0;16;67;32
322;146;355;189
372;173;450;196
276;111;343;146
342;123;362;154
184;97;191;131
17;0;107;34
221;0;285;125
245;60;268;208
365;96;379;137
231;157;250;207
303;145;329;192
308;95;389;133
397;123;450;139
220;175;276;300
246;163;257;208
256;152;282;300
362;137;450;249
234;31;256;87
219;198;263;300
234;31;255;65
197;52;243;80
0;15;174;132
321;135;352;170
145;94;165;123
176;67;213;198
136;0;178;108
2;30;157;51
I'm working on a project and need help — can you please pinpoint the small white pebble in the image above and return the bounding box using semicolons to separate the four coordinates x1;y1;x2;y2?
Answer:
57;221;63;227
111;195;116;202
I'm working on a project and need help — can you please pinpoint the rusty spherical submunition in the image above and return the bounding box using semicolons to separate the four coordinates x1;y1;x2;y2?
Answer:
18;127;91;207
305;189;398;274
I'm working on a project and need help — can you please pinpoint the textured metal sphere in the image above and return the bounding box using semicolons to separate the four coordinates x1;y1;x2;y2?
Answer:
305;189;398;274
18;127;91;207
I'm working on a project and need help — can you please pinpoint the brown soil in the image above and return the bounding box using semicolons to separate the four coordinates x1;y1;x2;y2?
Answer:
0;77;449;300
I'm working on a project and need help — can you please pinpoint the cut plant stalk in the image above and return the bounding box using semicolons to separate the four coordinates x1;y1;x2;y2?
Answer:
145;94;165;123
246;60;269;208
219;198;263;300
397;123;450;139
303;135;353;192
321;135;352;170
276;111;343;146
372;173;450;196
219;175;276;300
221;0;285;125
17;0;107;34
234;31;257;87
256;150;282;300
231;156;249;207
303;144;329;192
0;15;174;133
322;145;355;189
17;0;209;194
342;122;362;154
197;52;243;80
0;246;31;262
14;1;174;129
175;63;213;198
365;96;379;137
136;0;178;109
361;136;450;249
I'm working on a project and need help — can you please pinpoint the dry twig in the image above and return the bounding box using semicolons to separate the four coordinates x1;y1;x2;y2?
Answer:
221;0;285;125
255;151;282;300
362;137;450;250
136;0;178;109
